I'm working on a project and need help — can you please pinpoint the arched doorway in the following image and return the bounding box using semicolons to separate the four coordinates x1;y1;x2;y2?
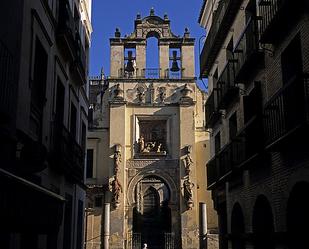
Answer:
287;181;309;249
231;203;245;249
252;195;274;249
133;176;172;249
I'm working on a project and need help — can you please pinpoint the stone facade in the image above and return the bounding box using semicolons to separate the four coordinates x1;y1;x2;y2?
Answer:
199;0;309;248
0;1;92;249
85;9;218;249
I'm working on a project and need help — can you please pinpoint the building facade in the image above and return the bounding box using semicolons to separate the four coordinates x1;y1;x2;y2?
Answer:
85;9;218;249
199;0;309;248
0;0;92;248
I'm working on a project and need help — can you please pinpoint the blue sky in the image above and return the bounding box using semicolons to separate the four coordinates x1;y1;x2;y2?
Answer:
90;0;207;90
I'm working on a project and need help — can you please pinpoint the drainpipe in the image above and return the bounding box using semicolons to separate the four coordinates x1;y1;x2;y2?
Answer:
200;203;208;249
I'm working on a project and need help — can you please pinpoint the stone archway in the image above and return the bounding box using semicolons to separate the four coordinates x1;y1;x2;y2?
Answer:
132;175;172;249
231;203;245;249
287;181;309;249
252;195;275;249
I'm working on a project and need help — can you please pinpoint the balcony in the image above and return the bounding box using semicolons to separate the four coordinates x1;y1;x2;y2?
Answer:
205;90;221;128
233;17;264;82
207;138;245;189
258;0;306;43
51;123;84;183
71;33;87;85
56;0;76;59
0;40;15;122
200;0;242;77
217;60;239;109
263;74;309;149
117;68;187;80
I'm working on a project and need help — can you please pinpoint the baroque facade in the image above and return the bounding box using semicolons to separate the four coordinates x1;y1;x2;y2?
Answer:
0;0;92;249
85;9;218;249
199;0;309;248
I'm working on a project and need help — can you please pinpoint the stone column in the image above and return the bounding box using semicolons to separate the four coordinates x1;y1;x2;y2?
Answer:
200;203;208;249
181;45;195;78
110;45;124;77
159;43;169;78
136;44;146;77
103;202;110;249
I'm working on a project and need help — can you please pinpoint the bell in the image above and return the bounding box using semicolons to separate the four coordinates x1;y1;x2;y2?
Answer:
170;51;180;72
125;51;135;73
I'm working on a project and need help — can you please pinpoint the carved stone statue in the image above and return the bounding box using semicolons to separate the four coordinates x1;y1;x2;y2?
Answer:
184;154;193;175
157;143;162;152
138;136;145;153
158;87;166;103
143;142;156;152
111;176;123;207
137;86;145;103
114;151;121;174
183;178;194;209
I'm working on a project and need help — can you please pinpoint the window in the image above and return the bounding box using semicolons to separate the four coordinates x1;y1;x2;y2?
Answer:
70;103;77;138
81;122;86;151
55;79;65;125
281;34;303;85
30;38;48;138
138;119;167;154
86;149;94;178
94;196;103;207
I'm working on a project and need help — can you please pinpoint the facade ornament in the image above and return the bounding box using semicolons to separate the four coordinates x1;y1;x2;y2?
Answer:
181;84;192;98
184;145;193;175
114;144;122;175
138;136;145;153
158;87;166;103
110;176;123;208
179;84;193;105
183;177;194;209
113;84;124;99
137;86;145;103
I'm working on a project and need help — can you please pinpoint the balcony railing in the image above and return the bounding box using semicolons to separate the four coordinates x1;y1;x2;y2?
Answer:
72;32;86;85
233;17;263;82
258;0;305;43
57;0;75;55
200;0;242;77
142;68;160;79
117;68;187;80
217;60;239;109
51;123;84;183
205;90;221;128
263;74;309;148
207;138;245;189
0;40;15;120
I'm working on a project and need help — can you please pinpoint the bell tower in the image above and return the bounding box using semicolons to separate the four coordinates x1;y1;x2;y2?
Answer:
99;8;211;249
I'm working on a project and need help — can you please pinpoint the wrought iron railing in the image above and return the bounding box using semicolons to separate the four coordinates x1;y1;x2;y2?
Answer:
258;0;304;42
164;69;184;79
207;138;245;188
200;0;242;77
57;0;75;46
205;90;221;128
233;17;261;82
0;40;15;118
117;68;188;79
263;74;309;147
217;60;238;109
142;68;161;79
52;122;84;182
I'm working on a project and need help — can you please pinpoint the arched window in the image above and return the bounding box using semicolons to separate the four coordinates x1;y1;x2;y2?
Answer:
145;37;159;78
